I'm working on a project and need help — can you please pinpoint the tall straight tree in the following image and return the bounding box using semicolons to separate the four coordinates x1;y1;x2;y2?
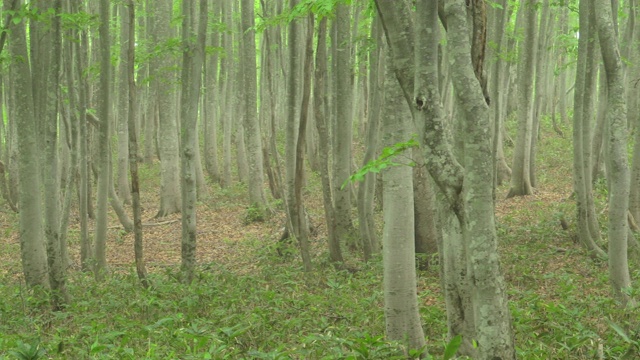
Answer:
94;0;112;278
241;0;267;214
314;15;344;264
126;0;149;288
154;0;182;217
594;0;633;306
7;0;49;289
376;0;516;357
573;0;607;259
380;47;425;352
180;0;207;283
37;0;68;309
333;1;355;246
116;1;132;205
507;0;537;198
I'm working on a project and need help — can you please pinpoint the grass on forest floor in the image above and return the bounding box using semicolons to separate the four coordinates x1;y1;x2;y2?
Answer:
1;116;640;359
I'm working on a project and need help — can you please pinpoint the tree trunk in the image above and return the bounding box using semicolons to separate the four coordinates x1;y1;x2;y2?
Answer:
94;0;112;278
573;0;608;259
381;56;426;353
8;0;50;289
358;16;384;260
314;16;343;264
333;2;355;248
116;2;132;205
507;0;537;198
180;0;207;283
126;0;149;288
241;0;266;214
595;0;634;306
154;0;182;217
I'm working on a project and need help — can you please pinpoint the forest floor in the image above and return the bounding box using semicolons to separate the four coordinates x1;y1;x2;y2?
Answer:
1;119;640;359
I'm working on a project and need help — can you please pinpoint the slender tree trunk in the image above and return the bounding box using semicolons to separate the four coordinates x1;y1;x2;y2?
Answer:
241;0;266;214
507;0;537;198
595;0;633;306
180;0;207;283
358;16;384;260
573;0;608;259
334;2;355;248
40;0;68;309
116;2;132;205
126;0;149;288
155;0;182;217
314;16;343;264
94;0;112;279
8;0;50;289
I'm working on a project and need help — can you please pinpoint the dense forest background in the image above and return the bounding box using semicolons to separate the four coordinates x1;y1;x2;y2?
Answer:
0;0;639;359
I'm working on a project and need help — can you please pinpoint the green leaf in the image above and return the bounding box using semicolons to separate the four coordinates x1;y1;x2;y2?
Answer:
608;320;633;344
443;335;462;360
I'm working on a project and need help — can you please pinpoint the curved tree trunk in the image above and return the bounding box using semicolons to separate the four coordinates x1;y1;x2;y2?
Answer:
595;0;634;306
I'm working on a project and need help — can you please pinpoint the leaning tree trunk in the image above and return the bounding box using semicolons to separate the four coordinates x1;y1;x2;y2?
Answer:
594;0;633;306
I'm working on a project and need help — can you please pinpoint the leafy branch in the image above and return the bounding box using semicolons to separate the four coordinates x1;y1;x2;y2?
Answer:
341;135;419;190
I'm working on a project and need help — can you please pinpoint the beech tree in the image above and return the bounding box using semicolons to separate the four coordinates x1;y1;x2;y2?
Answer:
180;0;207;283
376;0;515;357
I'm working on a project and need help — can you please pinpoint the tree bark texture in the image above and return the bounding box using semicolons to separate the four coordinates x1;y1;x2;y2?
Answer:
8;0;50;289
180;0;207;283
594;0;633;306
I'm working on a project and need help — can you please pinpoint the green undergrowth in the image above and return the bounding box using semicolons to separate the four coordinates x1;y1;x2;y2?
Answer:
0;254;452;359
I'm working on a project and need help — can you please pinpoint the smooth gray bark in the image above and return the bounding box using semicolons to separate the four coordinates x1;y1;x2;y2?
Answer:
241;0;267;213
180;0;207;283
573;0;608;260
381;57;426;353
94;0;112;278
8;0;49;289
154;0;182;217
594;0;633;306
116;3;132;205
507;0;537;198
314;16;344;264
333;2;355;247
